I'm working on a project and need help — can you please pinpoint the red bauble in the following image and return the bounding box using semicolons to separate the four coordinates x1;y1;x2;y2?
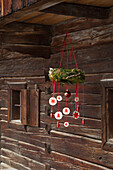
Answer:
82;119;85;126
50;112;53;118
76;106;79;112
64;89;71;97
57;121;59;128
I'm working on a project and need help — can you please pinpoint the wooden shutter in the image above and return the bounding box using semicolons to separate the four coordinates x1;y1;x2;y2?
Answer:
28;89;39;126
21;89;39;126
108;89;113;139
21;89;29;125
8;89;11;122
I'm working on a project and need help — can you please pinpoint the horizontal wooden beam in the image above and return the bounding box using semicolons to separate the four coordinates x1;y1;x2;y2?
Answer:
41;2;110;19
0;0;65;28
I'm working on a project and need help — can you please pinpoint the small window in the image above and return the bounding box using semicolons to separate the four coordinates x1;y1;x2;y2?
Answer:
11;90;21;123
101;79;113;151
106;88;113;140
8;82;40;127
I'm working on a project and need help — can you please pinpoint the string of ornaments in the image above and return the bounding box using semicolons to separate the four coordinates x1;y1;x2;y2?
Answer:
49;20;85;128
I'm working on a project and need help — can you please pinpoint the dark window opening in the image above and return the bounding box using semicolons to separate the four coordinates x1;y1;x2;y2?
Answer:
11;90;21;122
106;88;113;140
101;79;113;152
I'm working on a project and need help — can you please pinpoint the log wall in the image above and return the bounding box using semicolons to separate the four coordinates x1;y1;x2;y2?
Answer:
1;18;113;169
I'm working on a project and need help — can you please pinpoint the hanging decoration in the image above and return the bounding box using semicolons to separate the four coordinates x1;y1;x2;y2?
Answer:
49;20;85;128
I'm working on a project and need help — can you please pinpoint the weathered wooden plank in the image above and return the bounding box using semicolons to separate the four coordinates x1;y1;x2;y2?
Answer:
1;155;31;170
41;82;101;95
51;151;112;170
51;124;101;139
1;32;51;45
50;130;101;148
0;114;8;121
0;22;51;34
0;109;8;115
42;2;110;19
1;44;50;58
0;57;45;77
41;91;101;105
51;23;113;53
2;128;48;147
50;139;113;169
1;121;25;131
0;90;8;102
51;42;113;67
41;114;101;129
0;77;45;90
41;102;101;119
52;17;113;37
1;148;45;170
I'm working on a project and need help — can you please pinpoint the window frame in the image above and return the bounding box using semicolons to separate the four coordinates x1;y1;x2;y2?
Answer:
8;82;27;124
101;79;113;152
8;82;40;127
10;89;21;123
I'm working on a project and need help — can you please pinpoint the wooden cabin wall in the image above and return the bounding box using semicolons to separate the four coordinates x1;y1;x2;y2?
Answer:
1;18;113;170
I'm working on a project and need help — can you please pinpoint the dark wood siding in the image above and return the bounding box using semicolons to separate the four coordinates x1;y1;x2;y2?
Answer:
1;18;113;169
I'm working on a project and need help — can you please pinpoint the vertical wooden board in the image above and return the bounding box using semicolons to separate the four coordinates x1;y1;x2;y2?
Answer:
21;89;29;125
8;89;11;122
22;0;29;7
1;0;4;16
12;0;23;12
7;0;12;14
3;0;8;15
29;89;39;126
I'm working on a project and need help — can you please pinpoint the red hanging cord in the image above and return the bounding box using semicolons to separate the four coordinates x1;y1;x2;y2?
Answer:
66;20;69;69
82;83;85;126
66;20;69;106
59;33;67;69
59;20;78;70
51;80;56;118
57;82;60;112
75;82;78;111
68;36;73;69
53;81;55;97
68;33;78;69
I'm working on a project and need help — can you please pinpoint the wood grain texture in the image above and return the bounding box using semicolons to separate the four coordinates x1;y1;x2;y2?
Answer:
75;0;113;7
0;0;65;27
1;16;113;170
42;2;110;19
21;89;28;125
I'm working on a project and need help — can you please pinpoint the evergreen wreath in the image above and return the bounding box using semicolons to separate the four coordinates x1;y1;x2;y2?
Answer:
49;68;85;84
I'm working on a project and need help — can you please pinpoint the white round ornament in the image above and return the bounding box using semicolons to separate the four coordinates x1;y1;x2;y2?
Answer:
74;97;79;102
63;107;70;115
64;122;69;127
49;97;57;106
54;111;63;120
57;95;62;101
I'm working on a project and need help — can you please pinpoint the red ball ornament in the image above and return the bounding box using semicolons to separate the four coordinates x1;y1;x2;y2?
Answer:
82;119;85;126
50;111;53;118
76;106;79;112
57;121;59;128
64;89;71;97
